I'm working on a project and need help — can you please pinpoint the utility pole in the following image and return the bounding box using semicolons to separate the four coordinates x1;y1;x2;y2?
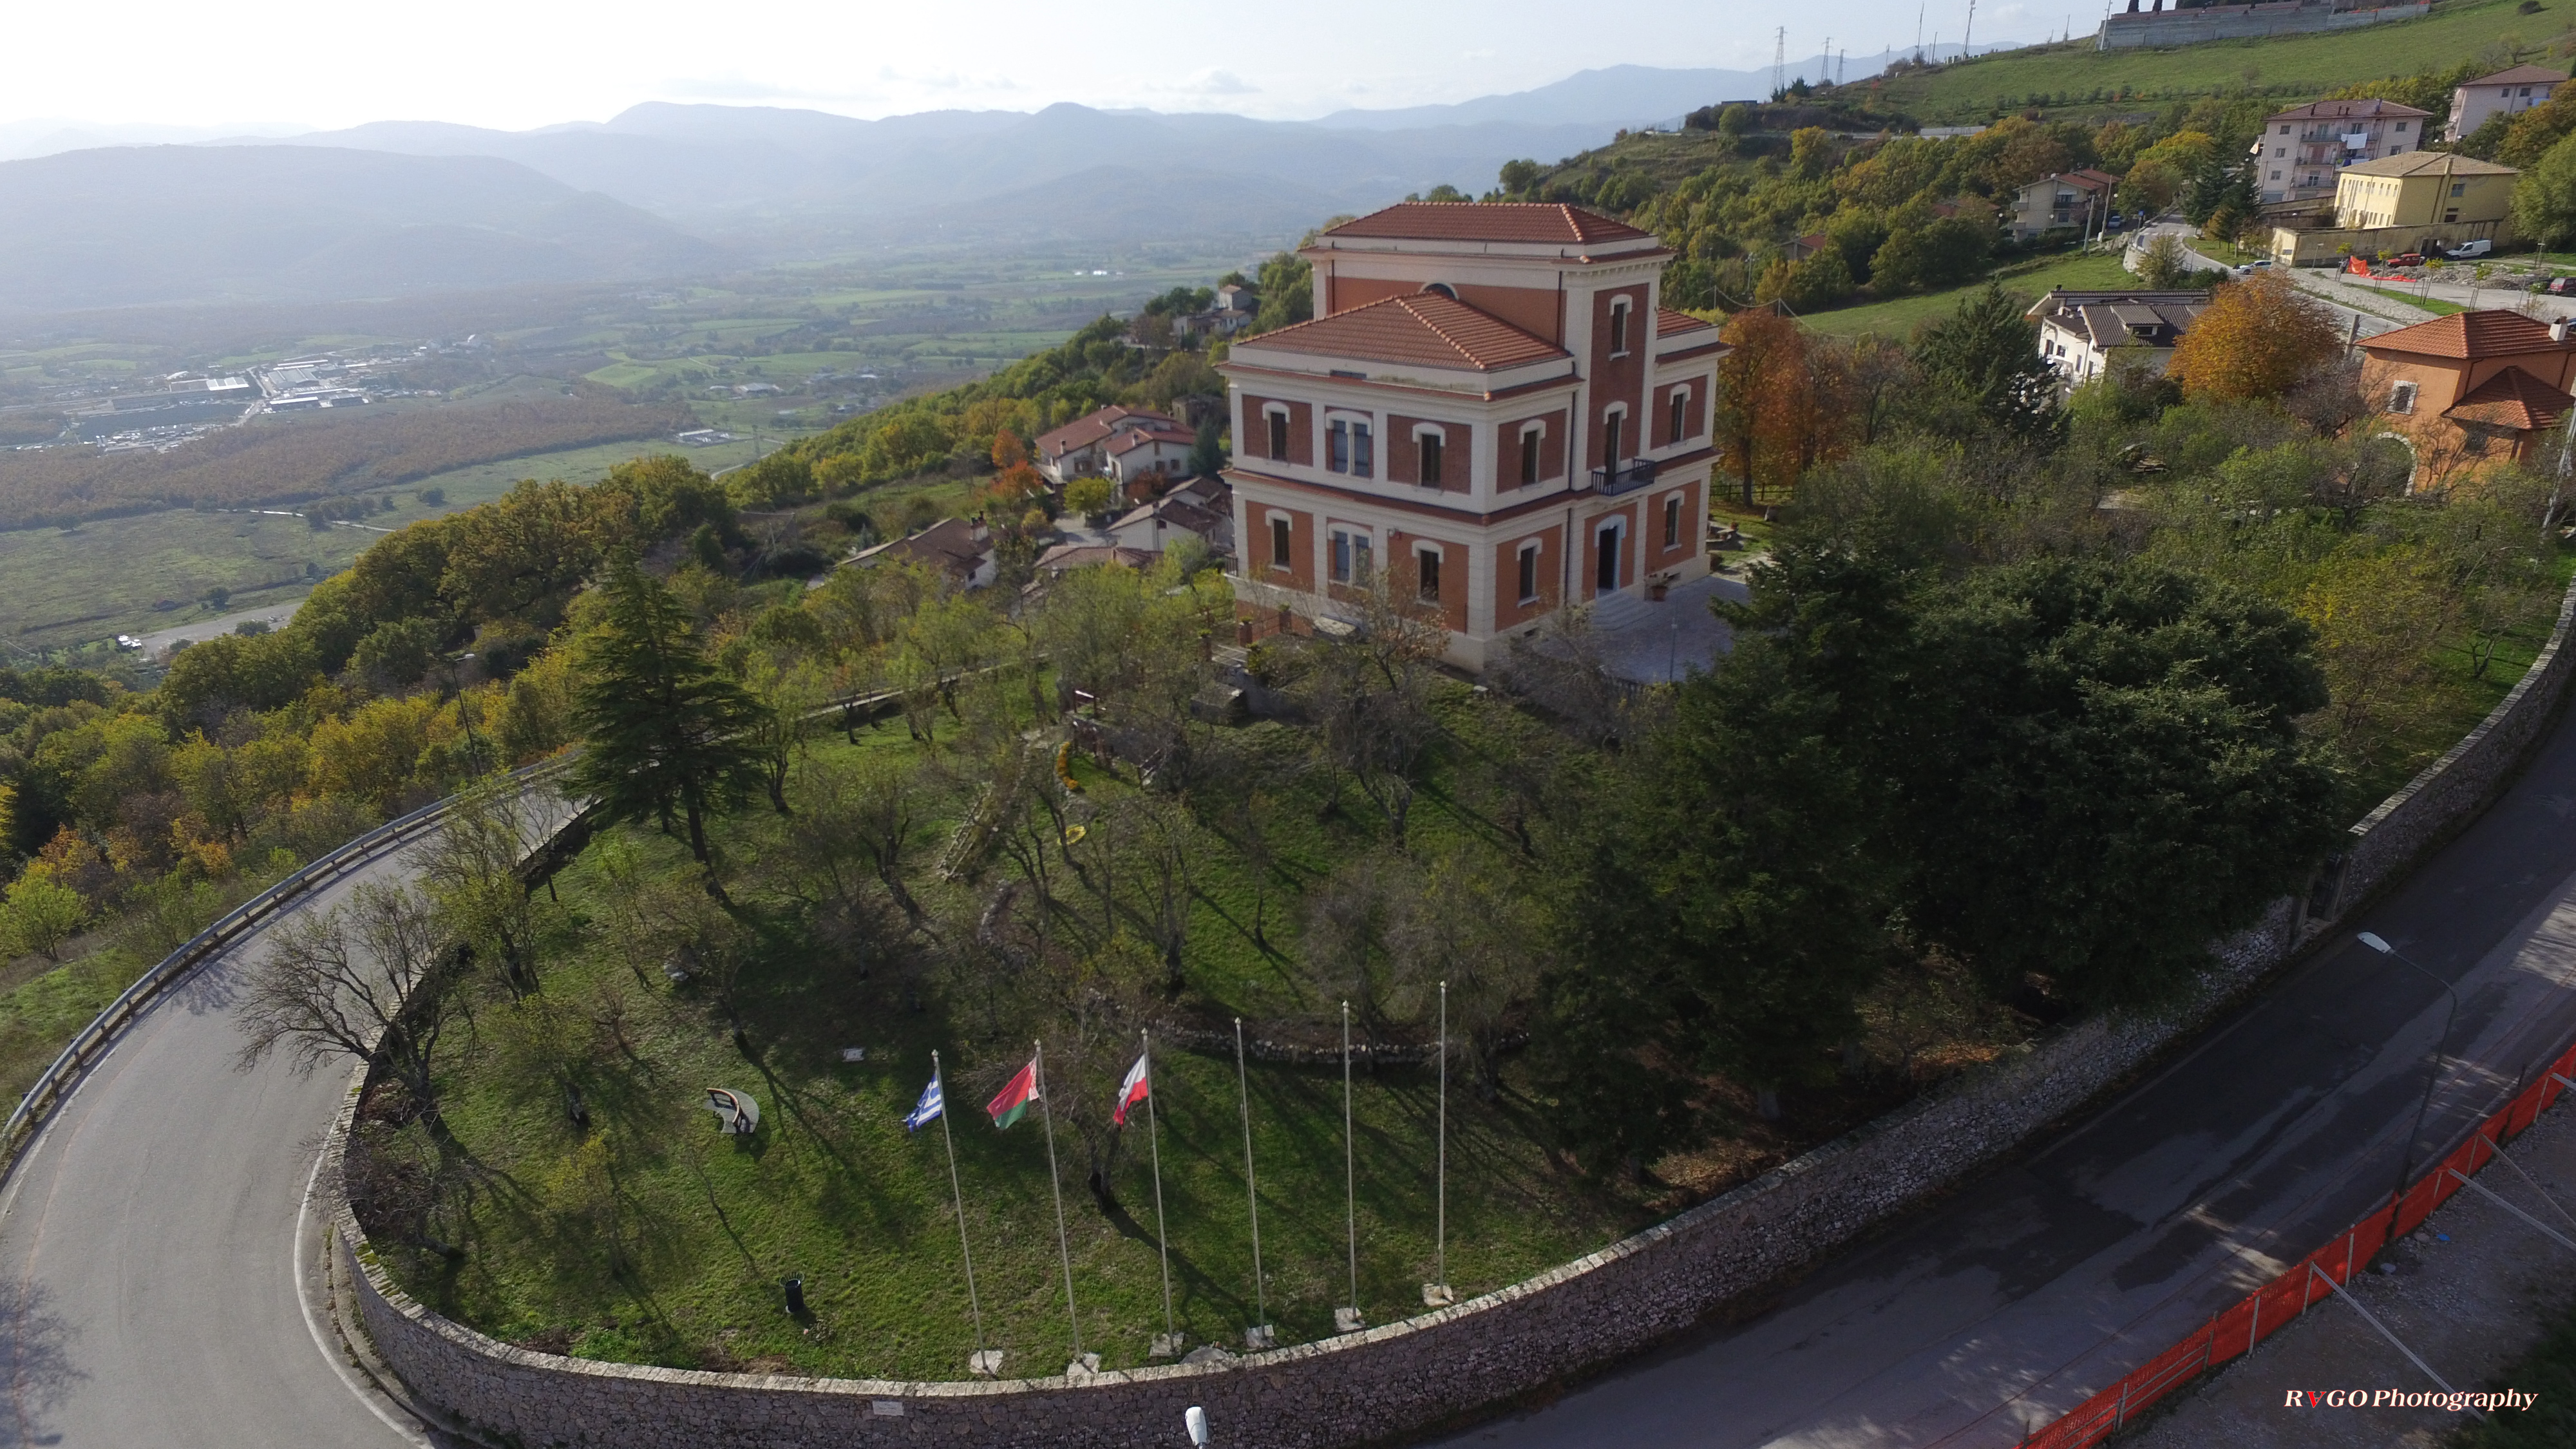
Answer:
1964;0;1977;57
1774;28;1785;99
1915;0;1926;60
1821;37;1831;88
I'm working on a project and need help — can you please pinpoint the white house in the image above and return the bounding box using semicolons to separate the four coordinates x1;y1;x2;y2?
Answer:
1102;422;1200;487
1108;476;1234;558
2027;288;2210;386
1034;405;1181;485
2446;64;2566;142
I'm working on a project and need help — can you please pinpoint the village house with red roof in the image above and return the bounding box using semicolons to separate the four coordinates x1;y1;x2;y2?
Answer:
2358;309;2576;486
1220;201;1728;669
1033;404;1181;486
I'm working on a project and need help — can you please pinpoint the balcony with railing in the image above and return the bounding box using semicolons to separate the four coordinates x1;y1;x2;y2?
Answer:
1592;457;1658;495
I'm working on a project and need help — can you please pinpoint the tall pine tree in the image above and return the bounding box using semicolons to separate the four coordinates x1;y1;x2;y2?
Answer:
571;562;768;865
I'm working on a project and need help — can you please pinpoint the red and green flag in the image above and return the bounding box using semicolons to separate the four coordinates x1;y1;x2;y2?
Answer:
986;1057;1039;1130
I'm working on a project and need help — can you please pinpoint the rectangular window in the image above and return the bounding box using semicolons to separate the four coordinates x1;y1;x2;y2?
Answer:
1668;389;1688;444
1351;421;1372;478
1269;515;1292;569
1602;411;1624;468
2450;182;2467;197
1607;303;1629;355
1418;431;1443;488
1520;428;1541;486
1328;419;1349;473
1331;529;1351;582
1663;493;1681;549
1266;410;1289;460
2389;381;2418;415
1516;542;1539;603
1416;546;1441;603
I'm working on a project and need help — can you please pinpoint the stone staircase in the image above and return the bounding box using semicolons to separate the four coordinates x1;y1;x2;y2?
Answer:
1586;586;1652;632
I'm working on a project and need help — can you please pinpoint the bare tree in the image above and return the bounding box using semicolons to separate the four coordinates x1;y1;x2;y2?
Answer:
236;882;453;1115
1298;570;1444;844
418;773;541;998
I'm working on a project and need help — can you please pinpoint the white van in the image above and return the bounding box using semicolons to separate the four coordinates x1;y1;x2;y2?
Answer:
2444;239;2494;259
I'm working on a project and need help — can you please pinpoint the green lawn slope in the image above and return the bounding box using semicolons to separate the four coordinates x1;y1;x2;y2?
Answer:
1870;0;2571;124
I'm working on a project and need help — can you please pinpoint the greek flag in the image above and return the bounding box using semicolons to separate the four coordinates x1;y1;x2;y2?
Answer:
904;1070;945;1132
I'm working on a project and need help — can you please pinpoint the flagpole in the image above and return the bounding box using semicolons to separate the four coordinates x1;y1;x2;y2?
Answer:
1036;1039;1082;1365
1235;1016;1267;1344
933;1050;988;1369
1145;1029;1174;1345
1343;999;1358;1325
1437;981;1448;1294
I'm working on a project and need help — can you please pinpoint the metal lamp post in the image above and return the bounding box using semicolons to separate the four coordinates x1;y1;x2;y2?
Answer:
2357;931;2467;1204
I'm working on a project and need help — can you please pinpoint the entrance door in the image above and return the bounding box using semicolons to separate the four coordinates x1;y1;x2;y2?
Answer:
1596;526;1620;594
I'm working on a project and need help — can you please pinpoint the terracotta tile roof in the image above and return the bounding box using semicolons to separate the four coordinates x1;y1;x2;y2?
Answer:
2340;151;2517;178
1656;307;1716;336
2465;64;2567;88
853;518;990;577
1033;543;1157;575
2443;365;2576;432
1104;424;1197;456
1242;292;1569;372
1321;202;1653;247
1034;404;1174;460
2362;308;2576;361
2266;98;2432;121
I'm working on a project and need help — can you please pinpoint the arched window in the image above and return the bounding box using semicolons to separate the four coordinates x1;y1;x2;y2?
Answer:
1607;299;1631;355
1423;282;1459;299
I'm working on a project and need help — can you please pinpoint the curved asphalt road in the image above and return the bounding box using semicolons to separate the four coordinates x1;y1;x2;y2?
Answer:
1441;713;2576;1444
0;813;567;1448
4;701;2575;1448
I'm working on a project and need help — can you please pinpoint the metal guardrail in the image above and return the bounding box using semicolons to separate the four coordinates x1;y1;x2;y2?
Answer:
1591;459;1659;496
0;754;576;1171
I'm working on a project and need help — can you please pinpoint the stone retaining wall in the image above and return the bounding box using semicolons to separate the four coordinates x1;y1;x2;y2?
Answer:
339;575;2576;1449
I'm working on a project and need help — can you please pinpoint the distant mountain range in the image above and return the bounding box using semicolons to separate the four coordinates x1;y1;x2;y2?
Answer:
0;146;724;314
0;50;2034;314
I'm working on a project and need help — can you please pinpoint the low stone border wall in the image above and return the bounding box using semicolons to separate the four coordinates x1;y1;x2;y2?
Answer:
337;576;2576;1449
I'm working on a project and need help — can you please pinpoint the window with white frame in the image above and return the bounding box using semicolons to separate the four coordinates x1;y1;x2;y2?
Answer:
1327;415;1373;478
1515;540;1540;603
1415;544;1443;603
1329;526;1372;583
1601;405;1627;468
1667;386;1690;444
2389;380;2419;415
1663;492;1682;549
1416;426;1445;488
1519;424;1543;486
1607;299;1631;355
1265;408;1289;461
1269;514;1293;569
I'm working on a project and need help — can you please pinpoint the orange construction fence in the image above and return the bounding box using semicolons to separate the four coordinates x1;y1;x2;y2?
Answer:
2023;1037;2576;1448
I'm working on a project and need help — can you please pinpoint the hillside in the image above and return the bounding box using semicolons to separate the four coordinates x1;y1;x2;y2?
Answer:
0;146;728;313
1864;0;2573;124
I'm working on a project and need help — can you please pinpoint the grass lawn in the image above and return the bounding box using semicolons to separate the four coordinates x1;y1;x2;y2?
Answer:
1803;249;2139;338
2352;284;2469;316
1871;0;2565;124
385;673;2037;1381
392;690;1670;1380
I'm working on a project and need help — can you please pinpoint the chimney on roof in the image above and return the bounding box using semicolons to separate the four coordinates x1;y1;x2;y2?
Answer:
2553;319;2574;345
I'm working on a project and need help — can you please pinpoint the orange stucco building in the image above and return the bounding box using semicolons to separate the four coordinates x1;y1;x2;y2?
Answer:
2358;310;2576;484
1220;203;1728;669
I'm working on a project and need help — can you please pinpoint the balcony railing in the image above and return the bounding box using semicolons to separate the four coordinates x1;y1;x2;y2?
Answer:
1592;457;1658;495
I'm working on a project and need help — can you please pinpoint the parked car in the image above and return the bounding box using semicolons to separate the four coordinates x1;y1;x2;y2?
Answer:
2387;252;2427;268
2444;239;2495;259
2231;258;2274;276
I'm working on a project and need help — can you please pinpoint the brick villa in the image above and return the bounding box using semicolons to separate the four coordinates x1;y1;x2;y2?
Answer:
1220;202;1728;669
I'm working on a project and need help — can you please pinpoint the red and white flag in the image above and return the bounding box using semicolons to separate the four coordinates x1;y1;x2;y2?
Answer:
1113;1052;1151;1126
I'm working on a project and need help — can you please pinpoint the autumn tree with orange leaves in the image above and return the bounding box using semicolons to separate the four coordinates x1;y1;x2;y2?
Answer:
1713;309;1852;507
2168;272;2344;402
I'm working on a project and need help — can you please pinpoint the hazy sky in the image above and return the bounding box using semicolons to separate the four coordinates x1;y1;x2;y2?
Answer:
8;0;2070;133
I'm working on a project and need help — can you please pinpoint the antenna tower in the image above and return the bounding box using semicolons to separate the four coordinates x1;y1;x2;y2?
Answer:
1915;1;1926;59
1772;28;1785;99
1963;0;1976;57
